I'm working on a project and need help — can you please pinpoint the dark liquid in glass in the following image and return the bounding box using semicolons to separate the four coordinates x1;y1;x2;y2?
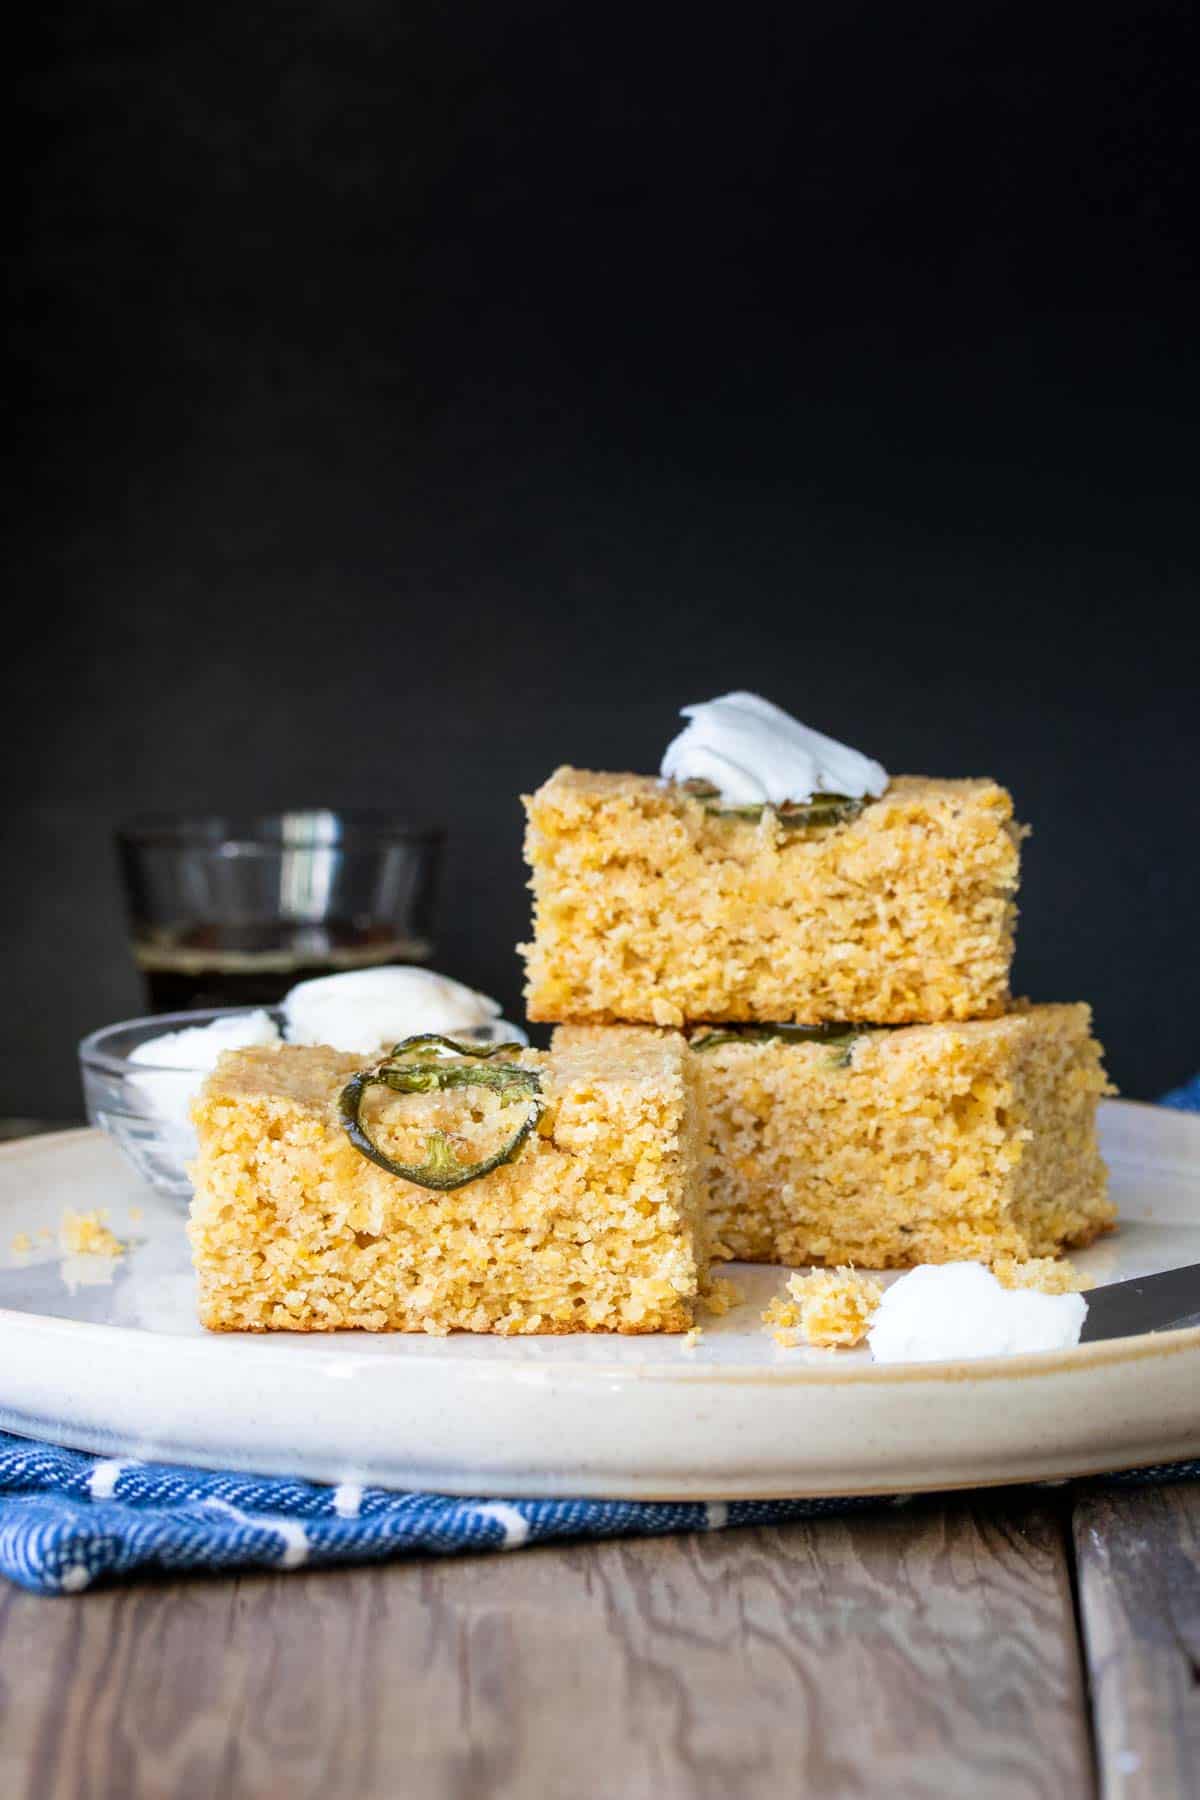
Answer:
135;921;431;1013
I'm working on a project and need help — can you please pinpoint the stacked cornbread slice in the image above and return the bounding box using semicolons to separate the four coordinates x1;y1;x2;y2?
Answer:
523;770;1022;1027
523;745;1114;1273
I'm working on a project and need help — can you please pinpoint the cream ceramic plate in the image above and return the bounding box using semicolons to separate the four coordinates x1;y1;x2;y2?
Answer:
1;1100;1197;1499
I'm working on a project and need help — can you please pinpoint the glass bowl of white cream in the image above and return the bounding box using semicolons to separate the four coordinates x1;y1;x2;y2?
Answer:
79;969;527;1200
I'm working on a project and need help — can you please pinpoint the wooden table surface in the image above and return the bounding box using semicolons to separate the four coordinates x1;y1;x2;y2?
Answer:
1;1479;1197;1800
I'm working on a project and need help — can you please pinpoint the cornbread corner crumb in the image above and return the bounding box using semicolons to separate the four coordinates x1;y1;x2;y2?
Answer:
786;1267;884;1346
523;768;1023;1026
58;1209;125;1258
701;1275;743;1316
128;1206;144;1223
761;1294;802;1348
189;1034;709;1336
694;1004;1114;1268
681;1325;703;1353
762;1267;884;1348
993;1255;1092;1295
9;1231;32;1254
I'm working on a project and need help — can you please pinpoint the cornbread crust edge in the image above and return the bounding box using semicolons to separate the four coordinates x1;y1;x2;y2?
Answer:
522;768;1024;1027
188;1035;708;1336
556;1007;1115;1270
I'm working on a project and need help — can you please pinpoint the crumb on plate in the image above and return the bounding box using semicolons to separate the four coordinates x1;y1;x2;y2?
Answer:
761;1293;802;1348
58;1208;126;1258
701;1275;743;1316
763;1266;885;1347
993;1255;1091;1294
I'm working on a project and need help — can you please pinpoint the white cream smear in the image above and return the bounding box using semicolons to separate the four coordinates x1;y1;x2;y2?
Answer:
283;966;502;1056
867;1263;1088;1364
660;691;889;807
128;1009;281;1137
128;968;506;1142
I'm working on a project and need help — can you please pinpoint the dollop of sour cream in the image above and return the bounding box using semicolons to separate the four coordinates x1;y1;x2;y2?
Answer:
661;691;889;807
126;968;507;1141
128;1009;282;1137
282;966;501;1056
867;1264;1088;1364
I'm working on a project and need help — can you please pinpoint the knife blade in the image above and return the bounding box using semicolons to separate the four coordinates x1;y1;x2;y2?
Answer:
1078;1263;1200;1343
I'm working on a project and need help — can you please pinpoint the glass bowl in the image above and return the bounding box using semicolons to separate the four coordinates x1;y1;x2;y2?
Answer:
79;1007;530;1201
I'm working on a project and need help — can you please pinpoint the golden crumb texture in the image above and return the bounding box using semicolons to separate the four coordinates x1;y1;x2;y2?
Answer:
59;1208;125;1258
522;769;1024;1026
763;1267;884;1347
188;1034;708;1336
993;1255;1092;1294
558;1007;1114;1271
682;1004;1115;1268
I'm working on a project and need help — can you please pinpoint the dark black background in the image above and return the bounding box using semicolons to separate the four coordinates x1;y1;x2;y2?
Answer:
8;2;1199;1116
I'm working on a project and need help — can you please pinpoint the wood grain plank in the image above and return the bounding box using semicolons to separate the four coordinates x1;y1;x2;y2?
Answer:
1074;1482;1200;1800
0;1495;1092;1800
0;1571;247;1800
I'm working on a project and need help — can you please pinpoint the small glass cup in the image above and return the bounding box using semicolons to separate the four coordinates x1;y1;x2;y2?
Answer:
117;810;444;1014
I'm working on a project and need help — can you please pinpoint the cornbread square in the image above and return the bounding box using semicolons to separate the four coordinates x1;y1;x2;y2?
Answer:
522;769;1024;1026
189;1034;707;1335
697;1004;1113;1266
556;1006;1114;1268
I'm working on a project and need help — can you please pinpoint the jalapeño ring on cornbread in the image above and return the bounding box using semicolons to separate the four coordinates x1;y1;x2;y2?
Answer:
339;1034;543;1191
691;1021;883;1067
680;777;868;830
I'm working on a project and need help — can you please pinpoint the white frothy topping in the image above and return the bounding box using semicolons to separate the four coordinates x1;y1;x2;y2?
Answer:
660;691;889;807
128;1009;281;1136
283;966;501;1056
867;1264;1088;1364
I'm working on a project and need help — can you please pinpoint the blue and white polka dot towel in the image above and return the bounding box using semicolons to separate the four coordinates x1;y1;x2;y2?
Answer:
0;1437;894;1594
3;1436;1196;1596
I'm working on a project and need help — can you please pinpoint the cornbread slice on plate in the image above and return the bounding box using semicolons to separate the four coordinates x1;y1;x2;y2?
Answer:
189;1033;707;1335
556;1006;1114;1268
521;768;1024;1027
